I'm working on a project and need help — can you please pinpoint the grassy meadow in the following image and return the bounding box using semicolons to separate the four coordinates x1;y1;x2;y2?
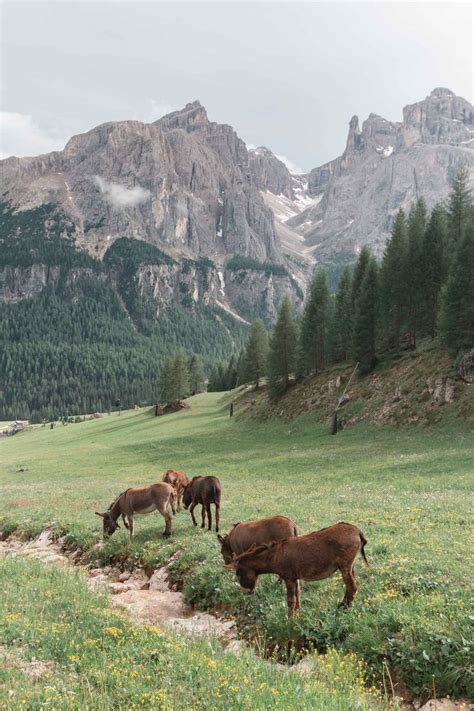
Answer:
1;392;473;702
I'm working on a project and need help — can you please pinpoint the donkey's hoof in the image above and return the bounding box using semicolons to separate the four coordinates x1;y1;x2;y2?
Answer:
163;532;171;538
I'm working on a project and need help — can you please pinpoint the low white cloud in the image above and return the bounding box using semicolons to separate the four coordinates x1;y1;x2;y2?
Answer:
94;176;151;208
275;154;304;175
0;111;67;159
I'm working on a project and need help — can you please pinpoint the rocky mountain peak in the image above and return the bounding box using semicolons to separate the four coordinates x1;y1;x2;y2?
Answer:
248;146;294;199
157;101;209;132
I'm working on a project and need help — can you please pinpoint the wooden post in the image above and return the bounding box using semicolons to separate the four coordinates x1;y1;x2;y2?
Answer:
330;362;359;435
230;403;234;417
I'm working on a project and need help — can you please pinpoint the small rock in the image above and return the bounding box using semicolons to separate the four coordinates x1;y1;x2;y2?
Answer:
289;654;318;677
118;571;131;583
89;568;104;578
419;700;473;711
148;568;169;592
224;639;248;656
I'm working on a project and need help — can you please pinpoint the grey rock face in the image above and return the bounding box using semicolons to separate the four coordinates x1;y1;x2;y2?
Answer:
291;88;474;267
248;147;294;199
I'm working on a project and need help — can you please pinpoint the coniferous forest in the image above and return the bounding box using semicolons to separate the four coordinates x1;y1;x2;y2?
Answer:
215;168;474;395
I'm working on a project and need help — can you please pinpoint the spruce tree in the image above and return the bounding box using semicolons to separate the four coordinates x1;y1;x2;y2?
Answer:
298;270;331;376
171;350;190;400
406;198;427;349
439;222;474;352
351;246;371;307
223;354;238;390
267;296;298;398
159;357;176;404
188;353;205;395
448;165;471;248
332;266;353;363
353;256;379;373
242;319;269;388
381;209;408;351
421;204;448;338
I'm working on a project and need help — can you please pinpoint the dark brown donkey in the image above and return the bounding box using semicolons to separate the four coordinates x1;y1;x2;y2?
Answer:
218;516;298;564
182;476;221;532
95;482;174;538
225;522;368;617
162;469;189;512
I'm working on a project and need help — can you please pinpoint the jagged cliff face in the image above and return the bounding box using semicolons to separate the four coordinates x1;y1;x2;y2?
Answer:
252;89;473;282
0;102;301;323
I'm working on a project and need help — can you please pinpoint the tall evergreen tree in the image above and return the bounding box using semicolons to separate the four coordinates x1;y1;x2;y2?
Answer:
332;266;353;363
448;165;471;248
439;222;474;352
298;270;331;376
223;354;238;390
188;353;205;395
381;209;408;352
159;357;176;404
171;350;190;400
353;256;379;373
267;296;298;398
420;204;448;338
351;246;371;357
406;198;427;349
241;319;269;388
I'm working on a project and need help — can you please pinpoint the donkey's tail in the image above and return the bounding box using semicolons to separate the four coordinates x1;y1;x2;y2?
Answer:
359;531;369;568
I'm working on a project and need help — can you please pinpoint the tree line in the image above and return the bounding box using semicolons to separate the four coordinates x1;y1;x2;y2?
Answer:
214;167;473;397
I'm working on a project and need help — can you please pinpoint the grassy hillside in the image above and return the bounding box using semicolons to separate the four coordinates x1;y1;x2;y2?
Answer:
1;393;473;700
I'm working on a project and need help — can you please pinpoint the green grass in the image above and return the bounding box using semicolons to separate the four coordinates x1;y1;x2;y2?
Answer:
0;556;382;710
1;392;473;700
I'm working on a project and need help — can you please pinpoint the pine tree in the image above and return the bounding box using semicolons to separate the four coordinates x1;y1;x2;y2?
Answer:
188;353;205;395
332;267;353;363
406;198;427;349
171;350;190;400
353;256;379;373
439;222;474;352
223;354;238;390
351;246;371;357
420;204;448;338
267;296;298;398
381;209;408;351
159;357;176;404
298;270;331;376
242;319;269;388
448;165;471;248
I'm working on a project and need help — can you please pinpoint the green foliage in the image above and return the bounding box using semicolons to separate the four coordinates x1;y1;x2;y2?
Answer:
188;353;206;395
297;270;332;377
381;209;408;352
267;296;298;398
353;257;379;374
420;205;448;338
448;164;472;248
406;198;428;348
331;267;353;363
226;255;289;277
439;223;474;352
159;350;191;404
241;319;269;388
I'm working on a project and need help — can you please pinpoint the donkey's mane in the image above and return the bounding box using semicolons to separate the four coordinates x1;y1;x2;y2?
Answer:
233;538;288;563
107;488;131;511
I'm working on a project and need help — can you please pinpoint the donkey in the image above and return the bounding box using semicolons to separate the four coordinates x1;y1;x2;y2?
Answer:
218;516;298;564
95;482;174;538
182;476;221;532
162;469;189;513
224;522;368;617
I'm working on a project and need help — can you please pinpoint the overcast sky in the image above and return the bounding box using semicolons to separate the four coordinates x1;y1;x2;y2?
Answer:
1;1;472;171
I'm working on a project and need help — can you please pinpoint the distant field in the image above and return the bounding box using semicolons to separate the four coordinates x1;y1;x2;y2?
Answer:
1;392;473;700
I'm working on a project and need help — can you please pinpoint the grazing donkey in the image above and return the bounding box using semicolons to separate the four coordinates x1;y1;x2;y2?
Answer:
224;522;368;617
182;476;221;532
218;516;298;564
95;482;174;538
162;469;189;512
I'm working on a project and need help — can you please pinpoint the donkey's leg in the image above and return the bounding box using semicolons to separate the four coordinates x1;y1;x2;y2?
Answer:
200;503;206;529
339;565;357;608
285;580;299;618
122;514;130;530
176;488;182;513
206;502;212;531
158;503;172;537
189;502;198;526
127;515;134;539
169;492;176;516
215;503;220;533
295;579;301;610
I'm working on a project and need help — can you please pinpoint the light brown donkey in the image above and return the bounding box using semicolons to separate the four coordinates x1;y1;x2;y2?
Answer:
162;469;189;512
95;482;174;538
225;522;368;617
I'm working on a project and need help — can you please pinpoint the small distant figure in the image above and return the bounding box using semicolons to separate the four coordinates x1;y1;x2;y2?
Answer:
230;403;234;417
50;422;55;430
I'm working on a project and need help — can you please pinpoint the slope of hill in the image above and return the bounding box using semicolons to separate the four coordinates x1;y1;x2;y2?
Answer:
234;342;473;427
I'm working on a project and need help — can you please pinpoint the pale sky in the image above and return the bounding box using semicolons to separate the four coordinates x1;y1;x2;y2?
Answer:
1;1;472;171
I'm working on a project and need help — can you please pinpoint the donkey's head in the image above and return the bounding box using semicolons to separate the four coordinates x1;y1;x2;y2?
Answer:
217;533;233;564
224;543;270;594
95;511;120;538
182;485;192;510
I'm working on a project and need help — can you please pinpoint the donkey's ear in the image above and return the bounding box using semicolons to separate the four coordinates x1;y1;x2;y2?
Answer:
95;512;105;518
224;562;238;569
217;534;224;544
